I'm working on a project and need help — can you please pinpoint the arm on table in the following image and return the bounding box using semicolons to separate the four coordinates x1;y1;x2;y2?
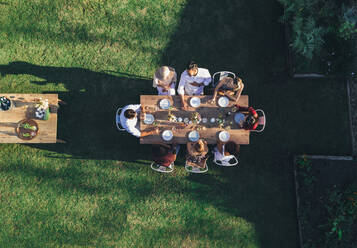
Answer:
177;73;188;109
233;82;244;105
140;127;159;137
211;80;225;102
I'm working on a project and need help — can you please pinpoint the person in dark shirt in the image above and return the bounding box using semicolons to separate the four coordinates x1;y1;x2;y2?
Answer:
151;144;179;168
236;105;259;130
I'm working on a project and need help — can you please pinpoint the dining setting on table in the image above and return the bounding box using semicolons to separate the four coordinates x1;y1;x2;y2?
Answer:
116;61;266;174
0;94;60;143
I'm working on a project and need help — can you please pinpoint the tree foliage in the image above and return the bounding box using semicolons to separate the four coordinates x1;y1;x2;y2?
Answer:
279;0;356;60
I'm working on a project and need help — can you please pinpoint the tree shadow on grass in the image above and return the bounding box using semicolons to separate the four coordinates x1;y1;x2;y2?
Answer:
0;61;154;162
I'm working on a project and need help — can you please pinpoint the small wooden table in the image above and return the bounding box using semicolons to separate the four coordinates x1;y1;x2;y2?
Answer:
140;95;250;144
0;94;58;143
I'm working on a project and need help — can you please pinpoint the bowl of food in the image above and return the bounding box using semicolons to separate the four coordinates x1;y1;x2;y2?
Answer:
190;97;201;108
159;99;171;109
144;114;155;124
188;130;200;142
218;131;230;142
162;130;173;141
218;96;229;107
16;119;39;140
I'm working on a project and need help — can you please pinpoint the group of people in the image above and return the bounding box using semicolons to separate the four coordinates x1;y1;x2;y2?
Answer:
119;61;260;172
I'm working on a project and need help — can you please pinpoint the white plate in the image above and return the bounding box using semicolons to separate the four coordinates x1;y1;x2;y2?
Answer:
219;131;230;142
159;99;170;109
190;97;201;108
202;118;207;123
184;117;189;123
143;114;155;124
162;130;173;141
210;118;215;123
188;130;200;142
218;96;229;107
177;117;183;122
234;113;244;124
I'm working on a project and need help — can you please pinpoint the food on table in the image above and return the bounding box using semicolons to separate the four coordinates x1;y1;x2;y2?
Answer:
184;118;189;123
159;99;170;109
162;130;173;141
218;96;229;107
219;131;230;142
190;112;201;124
35;98;49;120
188;130;200;142
16;119;39;140
144;114;155;124
167;111;177;122
190;97;201;107
21;123;37;131
0;96;11;111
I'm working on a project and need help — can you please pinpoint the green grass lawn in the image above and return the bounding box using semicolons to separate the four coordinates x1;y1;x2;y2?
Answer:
0;0;351;247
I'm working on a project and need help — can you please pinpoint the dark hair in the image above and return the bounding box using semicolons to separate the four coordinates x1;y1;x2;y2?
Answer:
152;145;169;157
225;141;239;156
124;109;136;119
186;61;198;70
244;114;258;129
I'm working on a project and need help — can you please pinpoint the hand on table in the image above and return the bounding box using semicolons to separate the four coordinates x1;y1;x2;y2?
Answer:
152;127;160;135
181;102;188;110
207;98;216;104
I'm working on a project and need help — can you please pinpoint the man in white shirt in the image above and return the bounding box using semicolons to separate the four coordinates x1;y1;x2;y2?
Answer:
177;61;211;109
120;104;158;137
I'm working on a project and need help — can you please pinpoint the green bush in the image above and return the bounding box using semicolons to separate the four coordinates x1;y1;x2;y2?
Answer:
279;0;355;60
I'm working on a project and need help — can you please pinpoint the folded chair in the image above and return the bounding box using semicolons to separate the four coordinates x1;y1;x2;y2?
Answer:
150;162;174;173
185;157;208;174
213;154;238;167
212;71;236;88
251;109;266;133
115;107;126;131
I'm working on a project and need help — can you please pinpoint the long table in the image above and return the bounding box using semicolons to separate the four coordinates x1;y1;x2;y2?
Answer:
0;94;58;143
140;95;250;144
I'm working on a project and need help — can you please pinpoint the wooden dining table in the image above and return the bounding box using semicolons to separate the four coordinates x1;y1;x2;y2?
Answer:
0;94;58;143
140;95;250;144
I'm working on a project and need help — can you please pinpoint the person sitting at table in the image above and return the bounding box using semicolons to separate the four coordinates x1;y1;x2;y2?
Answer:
210;76;244;105
177;61;211;109
213;140;240;165
120;104;159;137
186;139;209;168
151;144;180;170
236;105;259;130
153;66;177;96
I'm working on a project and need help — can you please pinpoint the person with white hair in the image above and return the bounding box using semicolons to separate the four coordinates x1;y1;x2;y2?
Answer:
153;66;177;95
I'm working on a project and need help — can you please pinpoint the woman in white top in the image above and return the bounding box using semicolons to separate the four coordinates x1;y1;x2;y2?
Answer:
214;140;240;164
153;66;177;96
